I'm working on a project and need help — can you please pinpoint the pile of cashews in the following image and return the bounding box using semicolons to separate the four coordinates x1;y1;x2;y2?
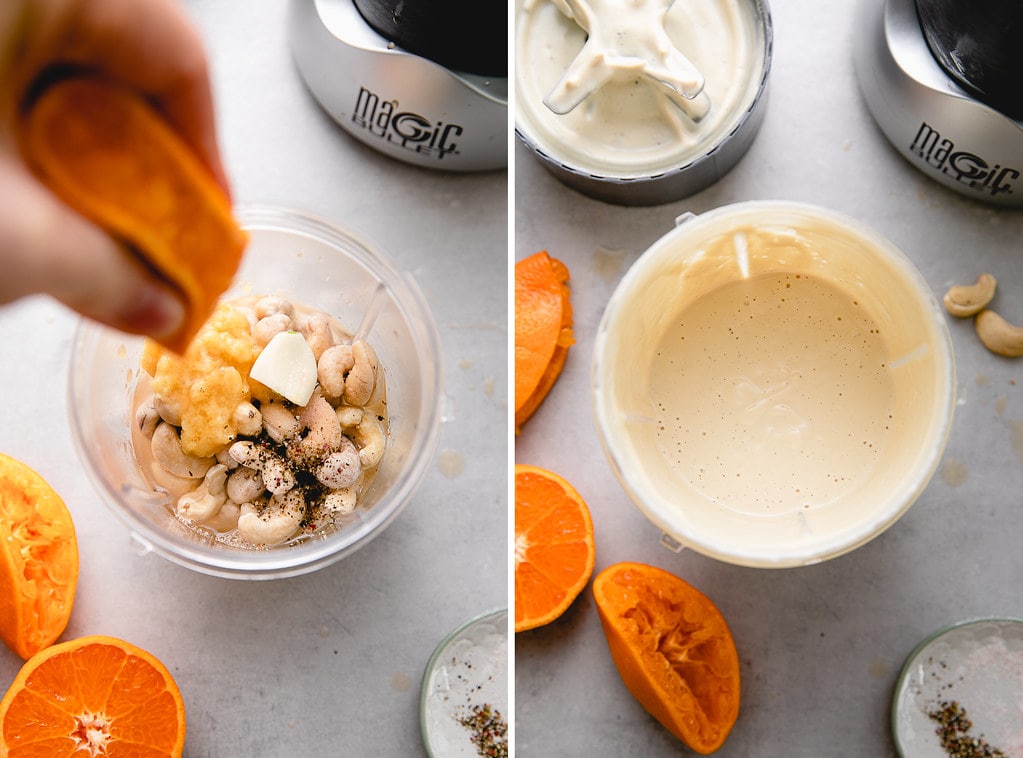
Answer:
943;273;1023;358
134;295;387;547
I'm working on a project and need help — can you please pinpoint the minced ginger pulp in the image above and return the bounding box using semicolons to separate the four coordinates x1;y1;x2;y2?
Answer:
141;303;258;458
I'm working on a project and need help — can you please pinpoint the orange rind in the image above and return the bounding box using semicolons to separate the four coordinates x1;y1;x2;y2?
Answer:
515;251;573;432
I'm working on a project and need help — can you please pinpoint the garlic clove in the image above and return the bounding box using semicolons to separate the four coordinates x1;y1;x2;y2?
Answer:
249;330;318;405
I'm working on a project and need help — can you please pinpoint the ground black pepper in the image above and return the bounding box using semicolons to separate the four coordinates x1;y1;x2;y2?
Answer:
927;700;1006;758
457;703;508;758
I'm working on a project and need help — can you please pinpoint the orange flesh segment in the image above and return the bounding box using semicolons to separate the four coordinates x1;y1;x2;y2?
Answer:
0;636;186;757
514;464;595;632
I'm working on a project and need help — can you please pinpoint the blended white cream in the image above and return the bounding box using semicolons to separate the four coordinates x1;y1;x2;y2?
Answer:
649;271;893;516
516;0;765;177
593;205;955;566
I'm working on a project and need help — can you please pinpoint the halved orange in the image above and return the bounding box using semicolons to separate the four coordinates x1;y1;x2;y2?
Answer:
514;251;573;433
0;635;187;757
0;453;78;660
593;562;741;754
19;74;248;354
514;464;595;632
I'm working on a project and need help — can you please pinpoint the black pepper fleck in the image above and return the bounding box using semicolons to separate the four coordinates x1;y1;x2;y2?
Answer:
457;703;508;758
927;700;1006;758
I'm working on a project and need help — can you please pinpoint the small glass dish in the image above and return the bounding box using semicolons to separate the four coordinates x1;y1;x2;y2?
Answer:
68;204;443;579
420;607;509;758
892;617;1023;757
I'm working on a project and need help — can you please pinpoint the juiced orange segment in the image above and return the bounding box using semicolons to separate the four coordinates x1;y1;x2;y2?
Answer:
593;562;741;754
19;74;248;353
0;453;78;660
514;251;574;432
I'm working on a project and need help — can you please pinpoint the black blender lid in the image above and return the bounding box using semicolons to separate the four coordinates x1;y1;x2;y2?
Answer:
915;0;1023;119
353;0;507;77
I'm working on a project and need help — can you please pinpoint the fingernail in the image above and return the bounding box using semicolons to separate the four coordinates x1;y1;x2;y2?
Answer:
119;282;186;339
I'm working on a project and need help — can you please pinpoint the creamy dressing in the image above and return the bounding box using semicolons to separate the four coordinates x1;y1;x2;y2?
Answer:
649;272;893;516
516;0;765;177
593;204;955;566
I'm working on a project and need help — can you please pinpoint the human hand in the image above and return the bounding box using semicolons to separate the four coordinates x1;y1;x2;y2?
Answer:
0;0;229;340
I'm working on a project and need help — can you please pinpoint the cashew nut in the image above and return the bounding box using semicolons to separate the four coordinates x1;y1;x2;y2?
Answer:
317;344;354;401
314;437;362;489
233;401;263;437
252;312;292;347
204;500;241;532
176;464;229;523
237;490;305;545
229;440;296;494
944;273;997;317
301;312;335;361
151;422;215;479
226;465;265;503
323;487;358;515
135;400;160;439
290;392;343;463
336;404;364;430
153;395;182;426
343;339;379;407
975;309;1023;357
254;296;294;320
351;414;386;469
261;402;301;443
146;460;196;498
215;445;240;470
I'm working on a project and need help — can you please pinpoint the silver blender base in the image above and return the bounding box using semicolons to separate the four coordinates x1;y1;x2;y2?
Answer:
289;0;507;172
855;0;1023;206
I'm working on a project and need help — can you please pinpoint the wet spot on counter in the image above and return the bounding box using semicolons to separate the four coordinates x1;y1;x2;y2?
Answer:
438;448;465;478
869;656;890;679
593;247;626;283
1010;420;1023;463
940;458;967;488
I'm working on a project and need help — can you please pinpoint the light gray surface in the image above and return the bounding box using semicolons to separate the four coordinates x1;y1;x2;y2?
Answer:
514;0;1023;756
0;2;507;756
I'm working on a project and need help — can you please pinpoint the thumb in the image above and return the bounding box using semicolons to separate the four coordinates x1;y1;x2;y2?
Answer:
0;165;185;340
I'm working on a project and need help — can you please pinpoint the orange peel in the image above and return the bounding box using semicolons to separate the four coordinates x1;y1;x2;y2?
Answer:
514;251;573;433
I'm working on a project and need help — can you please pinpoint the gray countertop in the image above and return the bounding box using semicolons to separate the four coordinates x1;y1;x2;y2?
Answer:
0;2;507;756
514;0;1023;756
5;0;1023;755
